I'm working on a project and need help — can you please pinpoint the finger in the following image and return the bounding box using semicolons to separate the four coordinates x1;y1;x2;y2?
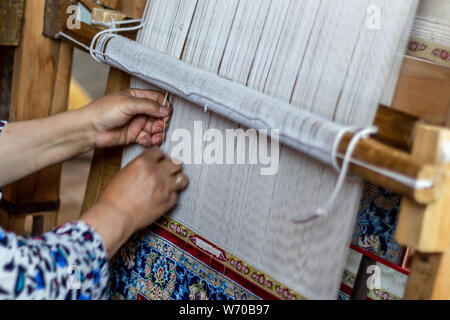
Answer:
125;89;166;103
126;89;174;116
170;174;189;192
139;117;166;135
163;115;171;125
160;158;183;175
151;133;164;146
126;96;170;119
126;115;149;142
139;117;163;135
142;147;165;162
165;192;178;211
149;120;165;134
136;131;153;147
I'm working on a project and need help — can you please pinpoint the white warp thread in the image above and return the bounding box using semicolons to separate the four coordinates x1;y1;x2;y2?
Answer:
92;33;434;191
93;33;347;166
106;0;419;299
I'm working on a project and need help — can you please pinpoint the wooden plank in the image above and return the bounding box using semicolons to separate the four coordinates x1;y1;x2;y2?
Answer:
392;57;450;127
91;8;127;25
0;0;25;46
80;0;145;19
0;0;73;234
116;0;147;19
404;248;450;300
374;105;419;151
43;0;77;39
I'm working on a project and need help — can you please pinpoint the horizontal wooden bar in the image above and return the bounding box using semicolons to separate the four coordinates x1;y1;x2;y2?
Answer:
60;22;444;204
374;105;420;151
339;132;439;204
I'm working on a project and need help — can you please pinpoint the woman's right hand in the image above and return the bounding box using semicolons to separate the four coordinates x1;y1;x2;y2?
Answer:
81;148;189;257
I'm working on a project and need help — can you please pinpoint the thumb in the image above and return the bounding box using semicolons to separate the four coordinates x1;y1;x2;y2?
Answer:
125;96;170;119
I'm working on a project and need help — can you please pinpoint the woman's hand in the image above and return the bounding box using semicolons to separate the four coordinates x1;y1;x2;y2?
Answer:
0;89;173;187
80;89;172;150
80;148;189;257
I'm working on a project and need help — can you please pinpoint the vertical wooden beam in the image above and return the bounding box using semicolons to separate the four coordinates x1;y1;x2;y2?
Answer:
0;0;73;234
0;0;25;46
404;249;450;300
396;124;450;299
80;0;146;215
81;69;129;214
0;46;14;119
396;125;450;252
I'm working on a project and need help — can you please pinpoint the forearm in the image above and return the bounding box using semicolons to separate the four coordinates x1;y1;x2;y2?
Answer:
0;110;94;187
80;202;134;258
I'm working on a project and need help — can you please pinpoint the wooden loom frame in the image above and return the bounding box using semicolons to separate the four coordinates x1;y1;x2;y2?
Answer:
0;0;449;300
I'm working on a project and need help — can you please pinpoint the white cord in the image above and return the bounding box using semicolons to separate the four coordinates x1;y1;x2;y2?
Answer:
92;19;143;28
89;19;143;63
58;32;91;52
293;126;378;224
162;92;169;106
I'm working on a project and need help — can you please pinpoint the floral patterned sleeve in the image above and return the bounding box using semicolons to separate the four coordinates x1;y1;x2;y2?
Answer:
0;121;110;300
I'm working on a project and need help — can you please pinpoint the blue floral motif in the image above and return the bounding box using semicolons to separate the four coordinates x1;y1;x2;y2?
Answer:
110;231;258;300
0;220;109;300
351;183;407;265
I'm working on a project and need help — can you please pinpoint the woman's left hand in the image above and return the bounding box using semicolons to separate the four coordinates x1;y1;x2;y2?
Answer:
80;89;172;149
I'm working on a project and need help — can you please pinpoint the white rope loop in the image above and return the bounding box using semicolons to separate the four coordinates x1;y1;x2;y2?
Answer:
293;126;378;224
89;18;144;63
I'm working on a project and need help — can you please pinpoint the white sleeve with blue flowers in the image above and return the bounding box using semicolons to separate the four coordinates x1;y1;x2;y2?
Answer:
0;121;110;300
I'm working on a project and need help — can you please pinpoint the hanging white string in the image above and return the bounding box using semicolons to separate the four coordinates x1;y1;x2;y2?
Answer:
162;91;169;106
161;91;171;143
293;126;379;224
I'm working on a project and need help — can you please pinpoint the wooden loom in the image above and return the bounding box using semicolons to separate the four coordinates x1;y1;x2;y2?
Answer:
0;0;449;300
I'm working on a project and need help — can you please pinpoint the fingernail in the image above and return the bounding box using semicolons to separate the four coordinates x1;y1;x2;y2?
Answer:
155;126;164;133
154;136;163;144
139;136;150;146
172;157;183;165
160;106;169;115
